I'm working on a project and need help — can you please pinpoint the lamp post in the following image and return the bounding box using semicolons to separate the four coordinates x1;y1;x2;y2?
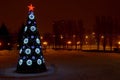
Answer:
76;41;80;50
43;41;48;52
67;41;72;50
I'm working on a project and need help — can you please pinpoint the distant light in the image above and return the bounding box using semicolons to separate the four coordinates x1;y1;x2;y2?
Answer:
86;42;88;44
118;41;120;45
77;41;80;45
101;36;104;39
92;32;95;35
73;35;76;38
17;44;19;47
0;42;2;46
8;43;10;45
60;35;63;39
40;36;43;39
53;35;55;37
67;41;72;45
85;35;88;39
43;41;48;45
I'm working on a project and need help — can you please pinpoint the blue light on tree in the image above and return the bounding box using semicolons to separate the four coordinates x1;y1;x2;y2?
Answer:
31;46;35;49
22;46;25;49
19;48;22;54
26;59;32;66
24;26;28;32
23;56;26;59
19;59;23;66
28;21;31;24
32;56;35;60
36;38;40;44
35;48;40;54
30;26;36;32
25;48;31;55
31;35;34;39
29;13;35;20
24;38;29;44
37;59;42;65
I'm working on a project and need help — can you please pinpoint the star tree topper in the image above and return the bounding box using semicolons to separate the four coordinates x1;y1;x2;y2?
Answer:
28;4;35;11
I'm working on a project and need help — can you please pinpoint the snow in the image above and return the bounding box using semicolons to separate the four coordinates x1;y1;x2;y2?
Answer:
0;49;120;80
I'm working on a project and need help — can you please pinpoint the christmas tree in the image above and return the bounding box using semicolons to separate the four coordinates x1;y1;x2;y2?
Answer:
16;4;47;73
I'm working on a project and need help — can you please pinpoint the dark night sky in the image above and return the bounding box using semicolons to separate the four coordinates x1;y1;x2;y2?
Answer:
0;0;120;34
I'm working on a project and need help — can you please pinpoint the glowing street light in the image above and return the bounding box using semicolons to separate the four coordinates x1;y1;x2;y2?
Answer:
67;41;72;45
77;41;80;45
101;35;104;39
43;41;48;46
40;36;43;40
60;35;63;39
8;43;10;45
0;42;2;46
73;35;76;38
85;35;88;39
118;41;120;45
92;32;95;35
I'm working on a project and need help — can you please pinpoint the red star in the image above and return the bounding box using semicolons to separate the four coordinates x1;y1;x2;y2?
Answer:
28;4;35;11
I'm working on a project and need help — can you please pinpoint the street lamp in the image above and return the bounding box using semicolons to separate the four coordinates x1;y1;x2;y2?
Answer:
76;41;80;45
67;41;72;45
118;41;120;45
101;35;104;39
8;43;10;45
43;41;48;46
43;41;48;52
60;35;63;39
85;35;88;39
40;36;43;40
67;41;72;50
0;42;2;46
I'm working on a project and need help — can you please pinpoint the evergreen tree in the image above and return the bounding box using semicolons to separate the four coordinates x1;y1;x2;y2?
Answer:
0;23;12;50
17;23;25;49
16;4;47;73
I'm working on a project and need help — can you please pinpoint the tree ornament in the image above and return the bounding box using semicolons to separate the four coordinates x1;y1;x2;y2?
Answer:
25;48;31;55
30;26;36;32
26;59;32;66
37;59;42;65
19;59;23;66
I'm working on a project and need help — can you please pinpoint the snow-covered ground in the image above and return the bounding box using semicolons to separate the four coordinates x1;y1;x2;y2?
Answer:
0;49;120;80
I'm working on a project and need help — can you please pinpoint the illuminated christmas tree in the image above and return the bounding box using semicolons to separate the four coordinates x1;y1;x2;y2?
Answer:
16;4;47;73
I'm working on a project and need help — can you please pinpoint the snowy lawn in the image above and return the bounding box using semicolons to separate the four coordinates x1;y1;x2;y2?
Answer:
0;49;120;80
